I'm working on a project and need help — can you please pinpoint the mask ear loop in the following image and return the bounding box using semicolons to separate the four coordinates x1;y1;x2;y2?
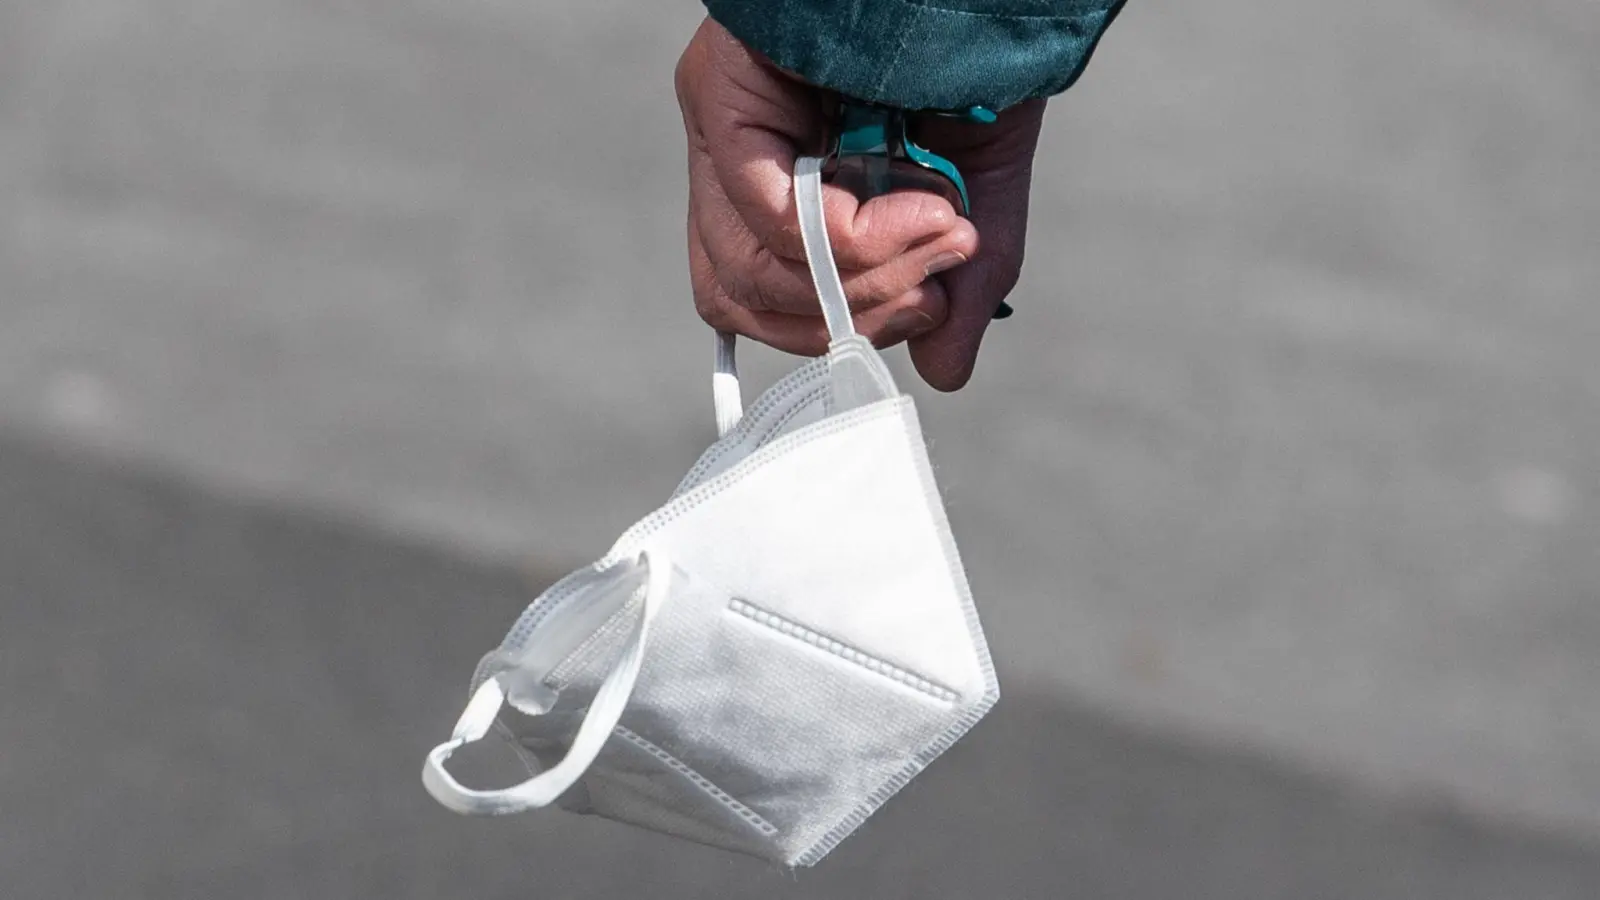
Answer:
713;330;741;438
710;156;858;439
421;549;671;815
793;156;857;342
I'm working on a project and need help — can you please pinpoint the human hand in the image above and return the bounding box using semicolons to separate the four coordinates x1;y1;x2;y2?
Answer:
675;17;1043;391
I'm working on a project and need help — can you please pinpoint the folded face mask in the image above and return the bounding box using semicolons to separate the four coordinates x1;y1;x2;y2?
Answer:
422;156;999;867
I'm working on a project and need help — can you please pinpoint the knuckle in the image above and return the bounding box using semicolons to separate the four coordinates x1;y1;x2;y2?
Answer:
829;216;873;265
692;282;736;330
906;193;955;231
724;272;775;314
691;294;721;327
868;191;954;237
673;54;697;114
838;270;895;310
765;220;804;261
741;250;805;314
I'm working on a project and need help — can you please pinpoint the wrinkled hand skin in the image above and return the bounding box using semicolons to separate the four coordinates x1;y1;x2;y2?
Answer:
675;17;1044;391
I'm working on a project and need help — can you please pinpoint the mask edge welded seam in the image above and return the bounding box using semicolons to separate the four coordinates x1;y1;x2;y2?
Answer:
677;381;829;497
675;358;831;495
472;562;614;689
543;590;646;690
486;355;834;688
612;725;781;838
477;396;910;692
789;400;1001;867
752;385;831;452
677;373;812;493
601;397;912;568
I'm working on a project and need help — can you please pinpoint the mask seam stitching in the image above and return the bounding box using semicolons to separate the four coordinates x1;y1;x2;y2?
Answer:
726;598;959;702
599;398;910;573
791;401;1000;867
492;397;908;674
752;385;830;451
612;726;780;837
477;564;607;687
677;365;829;493
680;380;820;491
683;358;826;486
543;592;644;690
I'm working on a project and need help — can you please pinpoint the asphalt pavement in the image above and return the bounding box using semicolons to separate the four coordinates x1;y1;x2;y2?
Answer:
6;434;1600;898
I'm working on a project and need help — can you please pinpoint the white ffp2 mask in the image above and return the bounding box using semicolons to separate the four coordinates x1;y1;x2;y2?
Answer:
422;157;999;867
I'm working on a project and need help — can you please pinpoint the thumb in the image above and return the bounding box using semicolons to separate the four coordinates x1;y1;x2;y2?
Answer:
907;98;1042;391
907;241;1024;391
907;164;1030;390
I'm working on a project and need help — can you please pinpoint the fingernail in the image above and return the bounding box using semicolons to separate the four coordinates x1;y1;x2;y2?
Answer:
925;251;968;278
885;307;937;340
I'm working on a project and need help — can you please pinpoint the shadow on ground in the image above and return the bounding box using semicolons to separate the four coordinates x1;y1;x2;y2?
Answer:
4;433;1599;900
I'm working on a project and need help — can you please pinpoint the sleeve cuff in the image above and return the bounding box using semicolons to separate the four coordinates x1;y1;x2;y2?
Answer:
703;0;1127;111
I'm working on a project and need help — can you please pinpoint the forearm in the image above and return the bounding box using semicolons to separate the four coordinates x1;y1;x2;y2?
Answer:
701;0;1126;111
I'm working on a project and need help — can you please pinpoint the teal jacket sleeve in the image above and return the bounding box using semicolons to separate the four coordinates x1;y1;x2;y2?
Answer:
702;0;1127;111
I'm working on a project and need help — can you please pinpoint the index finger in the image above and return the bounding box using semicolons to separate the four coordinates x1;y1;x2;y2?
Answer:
693;43;968;269
712;123;968;270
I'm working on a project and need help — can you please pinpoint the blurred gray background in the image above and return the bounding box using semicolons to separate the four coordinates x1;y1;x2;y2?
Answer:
3;1;1598;897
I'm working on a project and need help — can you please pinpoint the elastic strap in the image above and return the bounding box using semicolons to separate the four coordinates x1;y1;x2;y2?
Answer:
713;331;741;438
794;156;856;342
711;156;853;437
421;549;671;814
